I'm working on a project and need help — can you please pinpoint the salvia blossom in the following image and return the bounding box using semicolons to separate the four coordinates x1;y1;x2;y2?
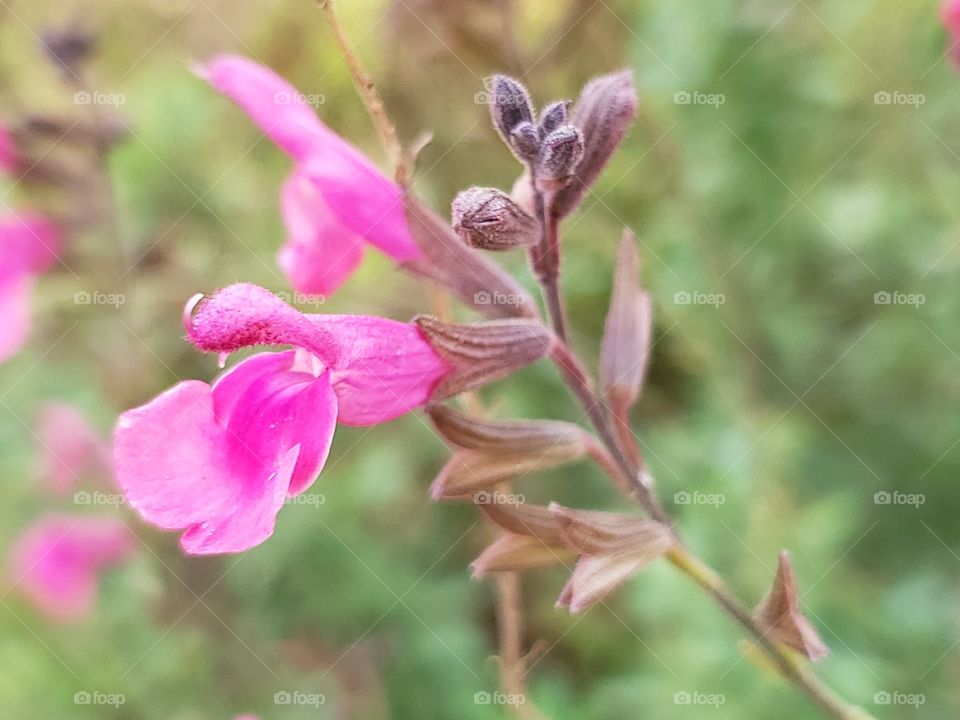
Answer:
944;0;960;63
9;515;133;623
0;213;60;363
0;121;17;174
114;283;452;555
197;55;422;296
35;403;108;495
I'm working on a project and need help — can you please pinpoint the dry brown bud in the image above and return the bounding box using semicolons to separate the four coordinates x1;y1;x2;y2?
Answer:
401;195;537;319
451;187;539;251
600;229;653;411
552;70;638;219
416;316;553;401
753;551;829;662
480;502;567;544
471;533;576;576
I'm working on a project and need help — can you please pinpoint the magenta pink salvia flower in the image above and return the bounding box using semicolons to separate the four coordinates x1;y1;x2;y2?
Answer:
197;55;421;296
944;0;960;63
35;403;108;495
9;515;134;623
0;213;60;363
114;283;451;555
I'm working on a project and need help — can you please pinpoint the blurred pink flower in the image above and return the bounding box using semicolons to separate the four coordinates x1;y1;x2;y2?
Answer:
943;0;960;62
197;55;421;296
9;515;134;623
35;403;108;495
114;283;450;555
0;213;60;363
0;122;17;174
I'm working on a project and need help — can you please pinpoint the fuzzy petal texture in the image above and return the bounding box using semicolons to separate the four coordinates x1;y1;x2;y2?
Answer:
185;284;451;425
114;351;338;555
9;515;133;623
279;170;365;295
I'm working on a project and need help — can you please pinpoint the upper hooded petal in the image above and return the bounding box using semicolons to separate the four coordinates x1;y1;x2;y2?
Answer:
278;169;365;296
9;515;133;623
114;351;338;555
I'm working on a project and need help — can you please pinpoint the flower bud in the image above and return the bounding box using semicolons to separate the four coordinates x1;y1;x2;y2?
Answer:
428;404;587;453
415;316;554;401
451;187;539;251
471;534;576;576
753;551;829;661
488;75;535;151
538;100;570;137
552;70;638;219
402;195;537;319
535;125;584;193
508;121;541;162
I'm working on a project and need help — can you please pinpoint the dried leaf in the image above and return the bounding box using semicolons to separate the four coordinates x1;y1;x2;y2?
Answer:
753;551;829;662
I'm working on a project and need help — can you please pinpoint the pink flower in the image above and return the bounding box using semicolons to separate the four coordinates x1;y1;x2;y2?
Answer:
944;0;960;62
35;403;108;495
9;515;134;623
0;122;17;174
0;213;60;363
197;55;421;296
114;283;451;555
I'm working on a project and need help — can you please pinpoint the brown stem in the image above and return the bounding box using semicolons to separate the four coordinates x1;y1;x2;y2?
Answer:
528;170;567;342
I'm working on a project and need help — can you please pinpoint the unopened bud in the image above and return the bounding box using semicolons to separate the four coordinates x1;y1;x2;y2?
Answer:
431;443;583;498
428;404;587;454
488;75;534;152
451;187;539;251
509;121;541;162
41;25;97;77
536;125;584;193
753;551;829;661
471;533;576;576
415;316;553;401
538;100;570;137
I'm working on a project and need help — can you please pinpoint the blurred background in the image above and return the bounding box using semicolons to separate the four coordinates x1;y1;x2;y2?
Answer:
0;0;957;717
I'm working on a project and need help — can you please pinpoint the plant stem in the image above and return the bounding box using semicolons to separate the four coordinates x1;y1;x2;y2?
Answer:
528;170;567;342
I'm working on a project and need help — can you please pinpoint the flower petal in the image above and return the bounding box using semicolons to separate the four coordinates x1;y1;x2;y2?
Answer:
35;403;106;495
311;314;451;425
0;213;59;280
9;515;133;623
114;352;339;554
278;170;365;295
0;276;32;364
